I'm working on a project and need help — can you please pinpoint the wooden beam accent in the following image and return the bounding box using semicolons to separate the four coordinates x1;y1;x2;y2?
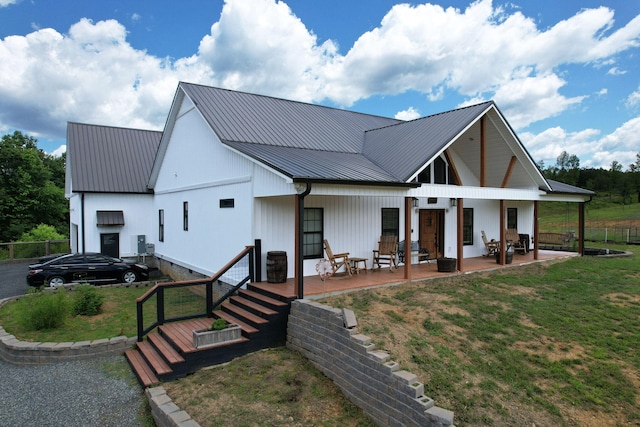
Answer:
456;199;464;272
501;156;517;188
480;116;486;187
533;201;539;260
499;200;506;265
445;149;462;185
404;196;412;281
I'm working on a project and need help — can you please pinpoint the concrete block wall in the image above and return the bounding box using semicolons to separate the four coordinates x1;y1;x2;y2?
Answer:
287;300;455;427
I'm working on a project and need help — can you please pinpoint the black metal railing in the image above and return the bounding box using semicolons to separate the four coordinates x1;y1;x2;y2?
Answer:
135;246;255;342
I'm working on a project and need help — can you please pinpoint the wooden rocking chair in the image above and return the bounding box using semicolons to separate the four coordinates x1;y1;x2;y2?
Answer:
481;230;500;256
323;240;352;276
506;229;527;254
372;235;398;271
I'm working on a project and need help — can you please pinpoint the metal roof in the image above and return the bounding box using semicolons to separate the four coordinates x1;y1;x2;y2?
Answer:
180;82;400;153
363;101;494;181
96;210;125;226
546;179;595;195
67;122;162;193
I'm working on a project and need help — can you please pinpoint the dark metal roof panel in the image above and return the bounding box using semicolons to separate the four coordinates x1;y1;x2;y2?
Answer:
363;102;494;181
96;210;125;226
67;123;162;193
180;82;400;153
546;179;595;195
224;141;402;183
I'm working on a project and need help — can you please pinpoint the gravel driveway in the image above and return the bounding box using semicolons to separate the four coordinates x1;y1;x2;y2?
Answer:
0;262;148;426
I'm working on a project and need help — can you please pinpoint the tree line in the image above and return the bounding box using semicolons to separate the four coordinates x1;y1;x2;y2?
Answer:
539;151;640;204
0;131;67;243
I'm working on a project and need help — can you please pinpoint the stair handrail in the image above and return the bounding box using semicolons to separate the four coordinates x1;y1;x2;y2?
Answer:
136;245;255;342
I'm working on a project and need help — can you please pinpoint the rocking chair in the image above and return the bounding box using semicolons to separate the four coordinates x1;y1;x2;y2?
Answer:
323;240;352;276
481;230;500;256
372;235;398;271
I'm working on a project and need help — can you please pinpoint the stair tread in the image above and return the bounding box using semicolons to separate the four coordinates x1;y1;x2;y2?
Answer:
230;295;278;315
159;319;212;353
137;341;172;375
213;310;259;334
125;349;159;387
148;332;185;364
239;289;288;307
222;302;269;325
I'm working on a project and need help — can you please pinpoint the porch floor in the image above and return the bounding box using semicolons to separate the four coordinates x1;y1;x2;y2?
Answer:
252;250;577;300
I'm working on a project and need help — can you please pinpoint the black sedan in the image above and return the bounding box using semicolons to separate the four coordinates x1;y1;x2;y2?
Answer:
27;253;149;287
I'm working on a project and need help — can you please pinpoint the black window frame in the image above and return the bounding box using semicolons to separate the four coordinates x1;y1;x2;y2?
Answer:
158;209;164;242
183;201;188;231
381;208;399;237
463;208;474;245
507;208;518;230
303;208;324;259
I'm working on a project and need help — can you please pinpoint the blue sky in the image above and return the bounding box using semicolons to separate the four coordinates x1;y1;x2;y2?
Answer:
1;0;639;170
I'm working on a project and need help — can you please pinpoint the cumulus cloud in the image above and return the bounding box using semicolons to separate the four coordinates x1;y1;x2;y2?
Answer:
626;86;640;109
395;107;421;121
521;116;640;170
0;0;18;7
1;0;640;148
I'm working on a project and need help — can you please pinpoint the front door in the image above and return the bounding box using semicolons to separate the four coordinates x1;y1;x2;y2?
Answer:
100;233;120;258
419;210;444;258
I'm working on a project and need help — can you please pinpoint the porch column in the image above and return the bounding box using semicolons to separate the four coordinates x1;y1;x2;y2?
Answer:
499;200;506;265
404;196;412;281
533;201;539;260
295;183;312;298
456;198;464;272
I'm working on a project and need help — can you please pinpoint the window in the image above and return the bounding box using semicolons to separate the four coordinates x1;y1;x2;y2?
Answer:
303;208;323;259
507;208;518;230
433;157;447;184
220;198;235;208
381;208;399;236
416;155;456;185
158;209;164;242
183;201;188;231
463;208;474;245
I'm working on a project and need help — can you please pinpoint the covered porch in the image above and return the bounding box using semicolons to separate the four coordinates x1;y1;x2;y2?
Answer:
256;249;577;300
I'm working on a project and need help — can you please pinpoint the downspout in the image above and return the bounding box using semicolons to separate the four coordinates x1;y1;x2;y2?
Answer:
81;192;86;254
296;182;312;299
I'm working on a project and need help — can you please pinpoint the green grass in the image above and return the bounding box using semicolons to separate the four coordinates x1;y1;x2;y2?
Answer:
0;285;206;342
321;244;640;426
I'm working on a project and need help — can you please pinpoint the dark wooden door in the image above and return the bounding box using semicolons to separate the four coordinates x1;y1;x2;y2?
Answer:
419;210;439;257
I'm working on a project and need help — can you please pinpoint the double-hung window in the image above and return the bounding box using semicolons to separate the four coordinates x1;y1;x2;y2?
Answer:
303;208;323;259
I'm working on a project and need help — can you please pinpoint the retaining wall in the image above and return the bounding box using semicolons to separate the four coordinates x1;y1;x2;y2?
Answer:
287;299;455;427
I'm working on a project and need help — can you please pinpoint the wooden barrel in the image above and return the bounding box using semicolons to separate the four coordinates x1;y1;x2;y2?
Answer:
266;251;287;283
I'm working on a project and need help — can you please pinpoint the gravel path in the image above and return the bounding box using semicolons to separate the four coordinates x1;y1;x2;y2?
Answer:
0;355;146;427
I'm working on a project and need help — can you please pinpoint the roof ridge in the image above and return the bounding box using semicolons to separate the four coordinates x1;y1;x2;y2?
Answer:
68;121;163;134
364;100;495;133
179;81;401;122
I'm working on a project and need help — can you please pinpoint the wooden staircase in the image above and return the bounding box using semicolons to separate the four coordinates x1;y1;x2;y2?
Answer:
125;284;293;387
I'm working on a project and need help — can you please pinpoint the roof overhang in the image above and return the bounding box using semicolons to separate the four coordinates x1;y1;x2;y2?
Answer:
97;210;125;226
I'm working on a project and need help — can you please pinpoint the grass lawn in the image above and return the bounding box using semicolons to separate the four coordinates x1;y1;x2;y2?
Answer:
321;244;640;426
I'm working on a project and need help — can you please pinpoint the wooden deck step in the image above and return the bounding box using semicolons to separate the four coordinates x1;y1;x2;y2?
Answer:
125;349;159;387
239;289;289;308
148;332;185;364
159;318;212;354
137;341;172;376
213;310;259;335
230;295;278;316
221;302;269;326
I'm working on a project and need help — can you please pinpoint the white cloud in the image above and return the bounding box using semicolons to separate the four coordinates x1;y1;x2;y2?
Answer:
521;116;640;170
626;86;640;109
0;0;18;7
395;107;421;121
607;67;626;75
50;144;66;157
1;0;640;145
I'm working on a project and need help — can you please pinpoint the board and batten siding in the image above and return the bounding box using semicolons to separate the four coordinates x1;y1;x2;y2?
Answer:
69;193;155;257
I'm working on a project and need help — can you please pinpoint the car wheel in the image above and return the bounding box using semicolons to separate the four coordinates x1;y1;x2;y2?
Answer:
48;276;65;287
122;270;138;283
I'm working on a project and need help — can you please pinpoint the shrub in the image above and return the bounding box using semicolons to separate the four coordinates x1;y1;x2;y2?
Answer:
72;285;105;316
209;318;228;331
18;289;69;330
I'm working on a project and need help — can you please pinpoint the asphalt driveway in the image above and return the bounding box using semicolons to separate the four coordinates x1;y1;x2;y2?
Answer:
0;261;31;300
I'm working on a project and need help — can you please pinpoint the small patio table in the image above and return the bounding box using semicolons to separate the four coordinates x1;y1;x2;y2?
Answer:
349;257;367;274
